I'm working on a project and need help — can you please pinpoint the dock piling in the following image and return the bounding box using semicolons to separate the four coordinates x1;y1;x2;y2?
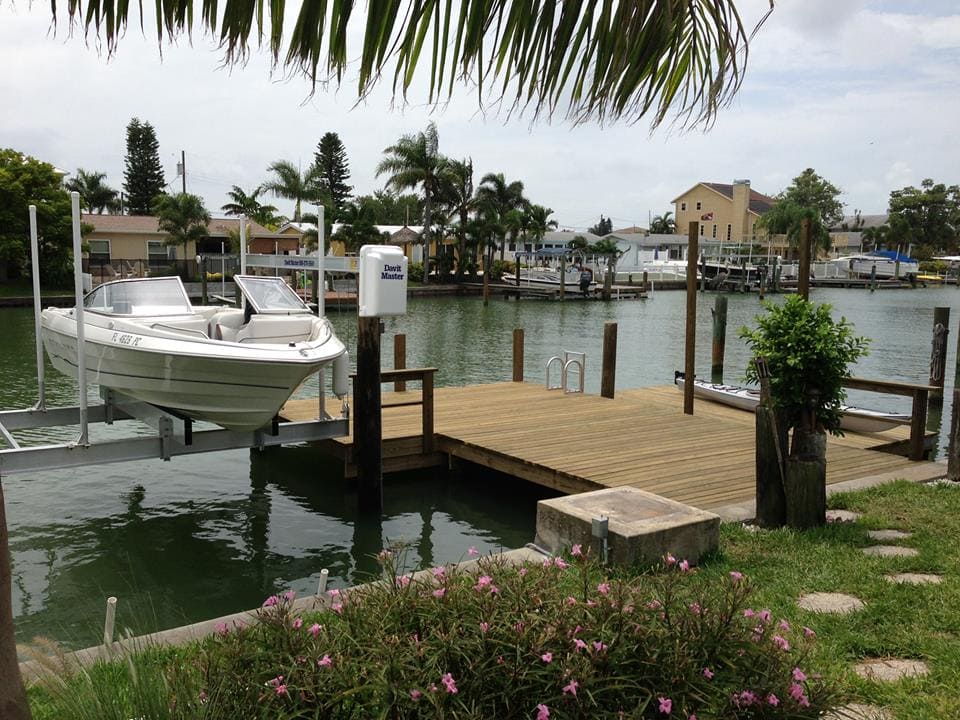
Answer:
355;316;384;513
601;323;617;399
513;329;524;382
930;307;949;405
798;219;811;300
684;222;698;415
394;334;407;392
641;270;648;295
711;295;728;383
103;596;118;647
559;255;566;301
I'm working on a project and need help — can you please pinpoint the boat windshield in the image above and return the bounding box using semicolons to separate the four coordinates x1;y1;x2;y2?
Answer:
235;276;310;314
84;277;194;316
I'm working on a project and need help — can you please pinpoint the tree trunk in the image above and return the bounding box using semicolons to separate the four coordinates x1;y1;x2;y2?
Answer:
755;405;787;527
784;428;827;529
0;478;31;720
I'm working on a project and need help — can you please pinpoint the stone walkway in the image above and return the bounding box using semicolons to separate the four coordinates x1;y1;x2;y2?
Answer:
798;508;942;719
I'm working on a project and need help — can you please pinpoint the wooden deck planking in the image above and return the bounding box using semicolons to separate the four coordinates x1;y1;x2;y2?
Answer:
282;381;941;511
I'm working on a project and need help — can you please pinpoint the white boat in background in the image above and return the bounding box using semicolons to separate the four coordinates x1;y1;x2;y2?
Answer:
674;374;911;434
513;266;597;291
830;252;919;280
41;275;348;431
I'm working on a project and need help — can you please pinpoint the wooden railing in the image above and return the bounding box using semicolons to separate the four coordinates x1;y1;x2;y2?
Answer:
353;367;436;454
842;377;937;460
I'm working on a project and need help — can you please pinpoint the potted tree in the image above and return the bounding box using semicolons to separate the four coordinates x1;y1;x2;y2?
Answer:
740;296;869;528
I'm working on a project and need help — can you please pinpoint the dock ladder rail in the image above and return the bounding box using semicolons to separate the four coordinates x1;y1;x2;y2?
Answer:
545;351;586;393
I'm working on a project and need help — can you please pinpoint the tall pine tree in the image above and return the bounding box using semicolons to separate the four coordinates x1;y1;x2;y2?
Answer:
314;132;353;215
123;118;166;215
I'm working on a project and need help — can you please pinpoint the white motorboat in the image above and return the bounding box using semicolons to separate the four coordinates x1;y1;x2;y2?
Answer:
41;275;348;431
513;266;598;291
674;374;911;434
830;252;919;280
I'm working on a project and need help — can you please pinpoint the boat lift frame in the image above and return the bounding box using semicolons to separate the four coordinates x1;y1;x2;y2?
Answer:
0;196;349;476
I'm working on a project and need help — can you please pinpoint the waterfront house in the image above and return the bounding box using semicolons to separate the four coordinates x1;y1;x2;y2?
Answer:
672;180;776;245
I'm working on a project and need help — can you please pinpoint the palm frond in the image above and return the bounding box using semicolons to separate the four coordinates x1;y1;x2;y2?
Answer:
57;0;773;128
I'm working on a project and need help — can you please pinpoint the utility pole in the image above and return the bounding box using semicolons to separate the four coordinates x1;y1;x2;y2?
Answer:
179;150;186;194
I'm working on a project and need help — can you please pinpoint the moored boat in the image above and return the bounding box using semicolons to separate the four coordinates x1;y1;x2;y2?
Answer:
41;275;348;431
673;373;910;433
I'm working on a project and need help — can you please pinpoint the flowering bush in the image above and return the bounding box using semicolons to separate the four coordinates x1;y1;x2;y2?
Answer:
166;549;834;719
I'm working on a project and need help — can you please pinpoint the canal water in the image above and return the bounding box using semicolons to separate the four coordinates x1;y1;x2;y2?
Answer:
2;286;956;648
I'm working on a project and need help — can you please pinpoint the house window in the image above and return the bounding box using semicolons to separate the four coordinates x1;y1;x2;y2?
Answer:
147;241;169;261
712;224;717;238
726;224;732;242
680;202;687;211
88;239;111;262
700;224;705;237
696;201;702;211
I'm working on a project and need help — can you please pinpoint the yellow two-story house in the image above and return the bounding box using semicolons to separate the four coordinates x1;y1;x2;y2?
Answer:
672;180;776;245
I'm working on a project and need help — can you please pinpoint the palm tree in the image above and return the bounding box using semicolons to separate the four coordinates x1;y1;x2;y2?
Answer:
221;185;281;226
262;160;324;223
861;224;889;253
61;2;762;131
475;173;525;262
64;169;119;213
527;204;558;251
439;158;474;280
376;122;447;253
152;193;211;259
649;211;676;234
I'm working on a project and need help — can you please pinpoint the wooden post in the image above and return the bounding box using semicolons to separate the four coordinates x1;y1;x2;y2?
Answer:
758;265;766;300
355;316;383;513
200;257;208;305
393;333;406;392
482;248;491;306
515;256;521;286
950;316;960;480
798;218;811;300
929;307;949;404
559;255;566;300
739;259;747;293
711;295;728;383
784;434;827;529
601;322;617;398
601;260;612;301
0;476;31;720
699;252;706;293
870;263;877;291
311;270;320;306
684;222;698;415
512;328;524;382
755;358;787;527
422;370;435;453
772;257;781;293
641;270;648;295
910;388;929;461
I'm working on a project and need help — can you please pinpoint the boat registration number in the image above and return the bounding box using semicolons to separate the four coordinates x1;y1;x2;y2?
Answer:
111;332;142;347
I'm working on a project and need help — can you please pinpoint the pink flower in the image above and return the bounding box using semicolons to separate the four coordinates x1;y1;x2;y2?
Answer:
262;595;279;608
441;672;458;694
658;697;672;714
772;634;790;651
646;600;662;610
562;679;578;696
592;640;608;652
318;654;332;667
702;667;714;680
474;575;493;591
541;652;553;663
433;588;446;598
331;602;343;614
689;602;702;615
283;589;296;602
328;588;341;597
410;689;422;701
767;694;780;707
679;559;690;572
779;619;791;631
597;582;610;595
214;622;229;636
396;575;411;588
743;608;755;618
431;566;446;578
566;596;577;606
536;703;551;720
759;609;772;623
789;683;806;702
468;546;479;556
309;623;322;637
688;716;697;720
665;554;677;566
792;667;807;682
514;621;525;633
573;638;587;651
729;570;744;582
292;617;303;630
268;675;284;687
519;567;528;577
803;626;816;638
275;684;288;696
489;584;500;594
554;557;569;569
571;544;583;557
479;621;490;633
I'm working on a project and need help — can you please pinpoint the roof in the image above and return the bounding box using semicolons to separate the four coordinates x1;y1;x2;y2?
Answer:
830;214;889;231
82;214;283;238
611;225;647;234
671;182;776;215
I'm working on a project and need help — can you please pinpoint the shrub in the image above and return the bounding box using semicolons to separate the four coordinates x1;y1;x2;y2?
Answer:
408;262;425;283
489;259;515;281
169;550;834;719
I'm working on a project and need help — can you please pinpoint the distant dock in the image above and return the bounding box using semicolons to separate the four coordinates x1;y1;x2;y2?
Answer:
282;382;943;516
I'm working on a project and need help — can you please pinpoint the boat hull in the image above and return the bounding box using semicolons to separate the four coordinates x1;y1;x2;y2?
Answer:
41;309;345;431
675;376;909;434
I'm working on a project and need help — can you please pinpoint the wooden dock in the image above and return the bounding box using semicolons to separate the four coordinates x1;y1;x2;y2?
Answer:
281;382;944;513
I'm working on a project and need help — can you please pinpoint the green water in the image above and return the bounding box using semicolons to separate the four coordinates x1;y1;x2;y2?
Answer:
2;286;957;648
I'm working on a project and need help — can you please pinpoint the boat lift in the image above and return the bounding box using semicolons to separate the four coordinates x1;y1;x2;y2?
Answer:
0;196;349;476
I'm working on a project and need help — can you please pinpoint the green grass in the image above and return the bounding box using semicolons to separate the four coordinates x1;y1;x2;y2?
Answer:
0;281;72;298
696;480;960;719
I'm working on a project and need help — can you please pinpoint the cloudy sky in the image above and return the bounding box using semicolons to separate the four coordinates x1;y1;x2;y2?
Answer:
1;0;958;230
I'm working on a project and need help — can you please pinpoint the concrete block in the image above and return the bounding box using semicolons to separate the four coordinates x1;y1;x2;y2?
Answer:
535;487;720;566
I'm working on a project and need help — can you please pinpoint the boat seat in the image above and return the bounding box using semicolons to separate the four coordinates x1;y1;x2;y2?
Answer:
150;318;211;339
209;310;245;342
235;315;315;344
